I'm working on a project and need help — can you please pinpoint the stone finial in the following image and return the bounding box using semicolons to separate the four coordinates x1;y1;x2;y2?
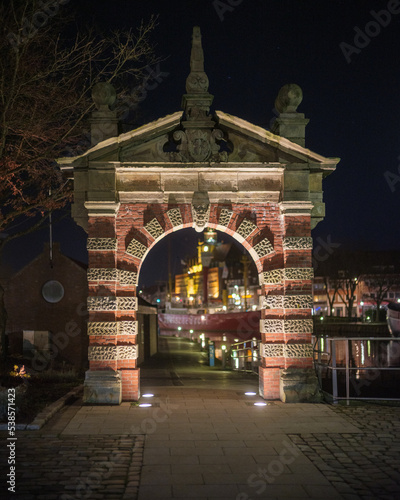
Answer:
275;84;303;114
90;82;118;146
92;82;116;111
271;83;309;147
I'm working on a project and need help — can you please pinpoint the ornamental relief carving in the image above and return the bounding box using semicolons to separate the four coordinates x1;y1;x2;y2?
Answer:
253;238;274;258
283;237;313;250
167;208;183;228
284;319;313;333
172;128;227;163
87;296;117;311
88;322;117;335
118;321;138;335
218;208;233;228
88;346;116;360
260;295;313;309
126;239;147;259
260;343;284;357
260;319;313;334
260;343;313;358
144;218;164;239
261;268;313;284
236;219;258;240
87;296;138;311
260;319;284;334
87;321;138;336
119;270;138;286
87;238;117;251
117;345;138;360
117;297;138;311
285;343;313;358
88;345;138;360
284;268;314;281
284;295;313;309
87;268;119;282
260;269;283;285
260;295;283;309
87;269;138;285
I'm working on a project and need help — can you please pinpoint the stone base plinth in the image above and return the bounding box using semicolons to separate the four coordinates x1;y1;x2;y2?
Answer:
279;367;322;403
83;370;122;404
259;366;280;399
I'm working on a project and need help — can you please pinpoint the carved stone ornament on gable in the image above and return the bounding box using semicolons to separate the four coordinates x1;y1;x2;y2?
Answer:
172;127;227;163
191;191;210;232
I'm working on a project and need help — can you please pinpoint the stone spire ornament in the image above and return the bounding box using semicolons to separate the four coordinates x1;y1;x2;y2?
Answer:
174;27;227;162
185;26;209;94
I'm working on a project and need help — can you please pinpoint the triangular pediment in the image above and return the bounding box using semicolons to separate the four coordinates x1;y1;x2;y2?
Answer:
58;109;337;171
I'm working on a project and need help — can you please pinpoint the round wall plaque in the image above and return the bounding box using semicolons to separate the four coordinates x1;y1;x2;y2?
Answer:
42;280;64;303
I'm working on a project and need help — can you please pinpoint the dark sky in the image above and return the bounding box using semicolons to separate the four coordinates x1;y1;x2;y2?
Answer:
4;0;400;285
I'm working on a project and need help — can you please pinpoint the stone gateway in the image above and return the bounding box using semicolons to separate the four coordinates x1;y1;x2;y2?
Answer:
58;27;339;403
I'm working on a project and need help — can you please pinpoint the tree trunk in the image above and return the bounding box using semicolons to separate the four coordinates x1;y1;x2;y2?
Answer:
0;281;7;362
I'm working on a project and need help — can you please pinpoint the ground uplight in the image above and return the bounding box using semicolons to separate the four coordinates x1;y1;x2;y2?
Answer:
244;392;257;396
142;393;154;398
139;403;152;408
254;402;268;406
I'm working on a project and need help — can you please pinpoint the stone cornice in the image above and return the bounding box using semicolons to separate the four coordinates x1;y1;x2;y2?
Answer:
216;110;340;169
84;201;120;217
279;201;314;215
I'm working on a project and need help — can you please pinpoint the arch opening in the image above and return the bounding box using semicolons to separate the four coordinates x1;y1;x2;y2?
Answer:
137;227;262;377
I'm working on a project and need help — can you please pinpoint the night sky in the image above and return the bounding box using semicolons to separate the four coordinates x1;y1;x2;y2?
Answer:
3;0;400;286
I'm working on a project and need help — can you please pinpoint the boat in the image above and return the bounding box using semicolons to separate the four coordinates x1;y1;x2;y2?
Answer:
158;308;261;341
387;302;400;337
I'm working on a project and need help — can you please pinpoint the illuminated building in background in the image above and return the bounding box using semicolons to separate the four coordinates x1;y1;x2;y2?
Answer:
173;228;259;311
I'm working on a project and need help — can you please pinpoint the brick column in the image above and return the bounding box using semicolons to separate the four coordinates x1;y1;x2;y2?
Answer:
83;205;140;403
84;212;120;403
258;268;285;400
258;203;319;402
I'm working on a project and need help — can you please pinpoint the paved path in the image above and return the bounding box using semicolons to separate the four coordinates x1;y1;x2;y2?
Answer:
1;337;400;499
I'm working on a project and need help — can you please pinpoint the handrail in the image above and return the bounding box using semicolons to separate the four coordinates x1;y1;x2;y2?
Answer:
231;339;260;374
313;336;400;402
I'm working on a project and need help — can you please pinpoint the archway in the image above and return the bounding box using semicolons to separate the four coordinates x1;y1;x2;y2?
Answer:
84;200;315;402
59;27;338;403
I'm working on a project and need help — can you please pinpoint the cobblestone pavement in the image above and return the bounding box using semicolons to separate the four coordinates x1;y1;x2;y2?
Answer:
288;403;400;500
0;432;144;500
2;400;400;499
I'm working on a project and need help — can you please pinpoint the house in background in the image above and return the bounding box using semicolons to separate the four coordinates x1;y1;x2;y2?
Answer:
313;251;400;321
4;242;158;371
4;243;89;371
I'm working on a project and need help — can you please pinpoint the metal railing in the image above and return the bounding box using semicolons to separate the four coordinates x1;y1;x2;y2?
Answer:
231;340;260;374
313;336;400;402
